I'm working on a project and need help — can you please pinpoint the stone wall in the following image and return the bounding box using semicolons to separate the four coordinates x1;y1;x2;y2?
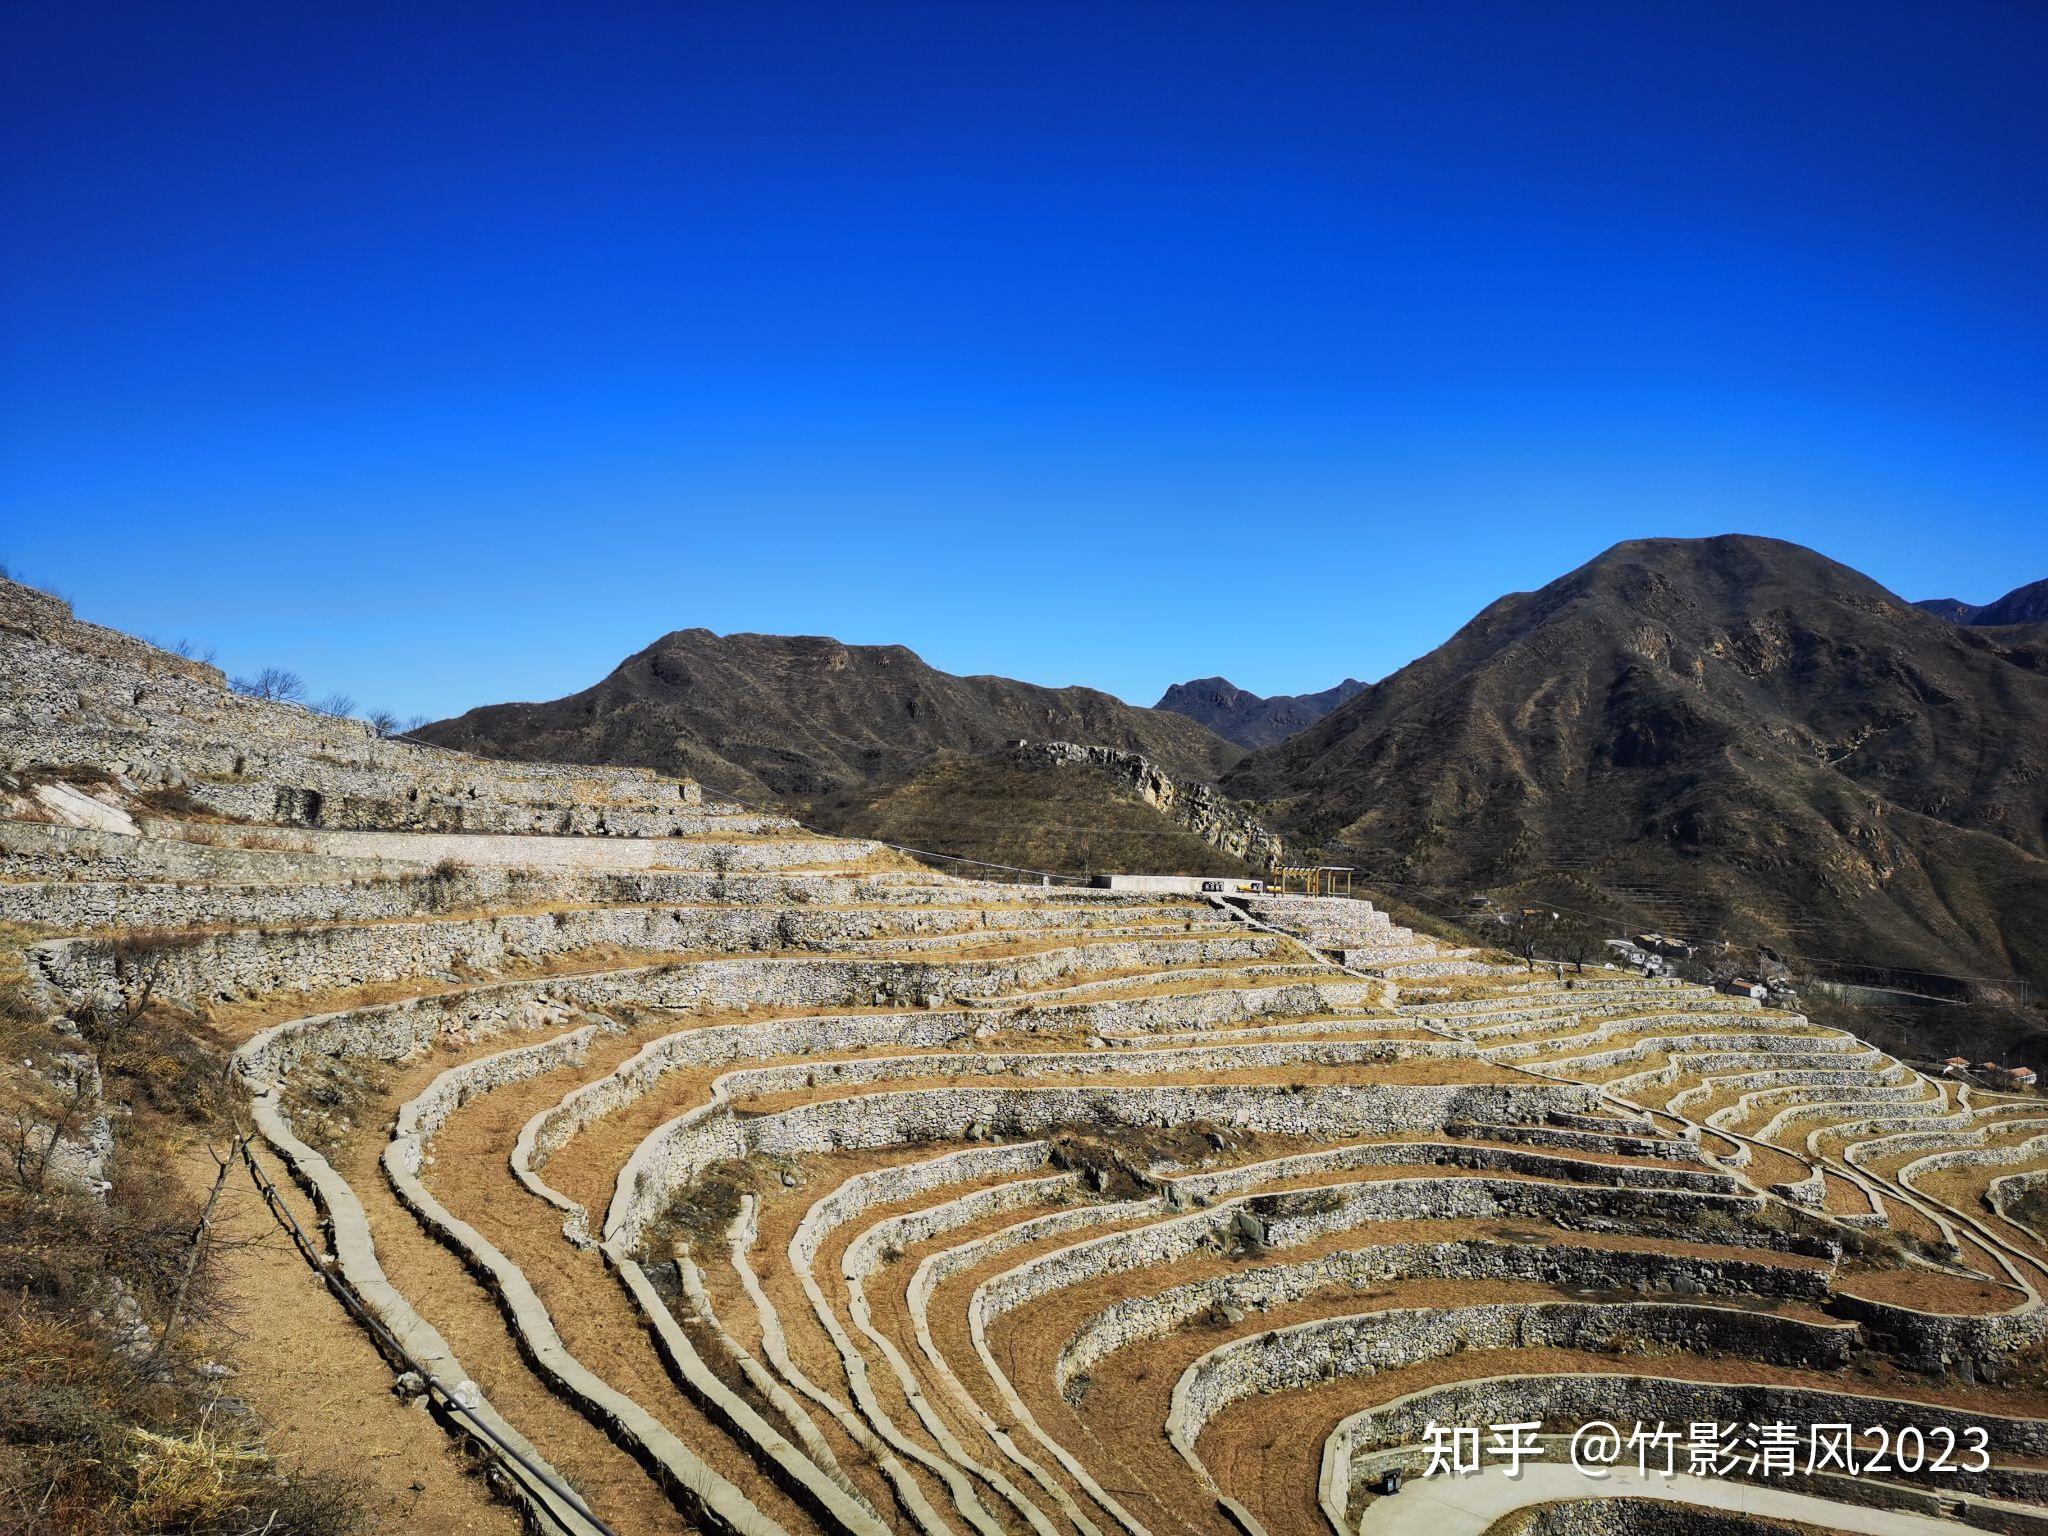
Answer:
40;924;1281;1013
610;1081;1600;1249
1171;1301;1856;1443
1058;1238;1830;1395
970;1176;1782;1345
0;577;770;834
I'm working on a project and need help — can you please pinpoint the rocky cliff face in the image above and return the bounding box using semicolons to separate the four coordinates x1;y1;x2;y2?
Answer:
1012;740;1283;865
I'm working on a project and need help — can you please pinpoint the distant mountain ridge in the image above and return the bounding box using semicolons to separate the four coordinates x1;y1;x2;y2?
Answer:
1915;577;2048;627
416;541;2048;1012
1226;534;2048;989
416;628;1240;804
1154;674;1366;748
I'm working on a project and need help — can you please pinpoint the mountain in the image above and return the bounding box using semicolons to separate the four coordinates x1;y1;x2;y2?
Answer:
1226;534;2048;991
1915;577;2048;627
1154;675;1366;748
415;628;1240;804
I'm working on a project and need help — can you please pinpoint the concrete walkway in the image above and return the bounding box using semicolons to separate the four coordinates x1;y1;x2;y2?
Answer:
1359;1463;1996;1535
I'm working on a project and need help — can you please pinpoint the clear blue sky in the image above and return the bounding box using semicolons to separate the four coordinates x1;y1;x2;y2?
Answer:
3;2;2045;722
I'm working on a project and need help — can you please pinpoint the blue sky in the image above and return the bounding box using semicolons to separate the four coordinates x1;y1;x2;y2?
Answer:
3;2;2045;721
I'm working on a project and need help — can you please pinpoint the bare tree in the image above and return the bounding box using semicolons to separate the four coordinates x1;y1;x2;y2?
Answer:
311;692;357;717
366;708;401;737
230;667;306;702
1552;913;1606;974
2;1060;95;1193
144;1133;243;1374
1498;908;1552;972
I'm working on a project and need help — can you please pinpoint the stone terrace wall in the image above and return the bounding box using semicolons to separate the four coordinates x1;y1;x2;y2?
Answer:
611;1081;1600;1248
32;907;1254;1007
1173;1302;1857;1436
0;577;765;834
1058;1239;1829;1393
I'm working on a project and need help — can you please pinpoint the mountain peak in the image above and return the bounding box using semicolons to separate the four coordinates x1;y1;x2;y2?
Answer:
1155;674;1366;749
1916;577;2048;627
1226;535;2048;995
418;625;1238;801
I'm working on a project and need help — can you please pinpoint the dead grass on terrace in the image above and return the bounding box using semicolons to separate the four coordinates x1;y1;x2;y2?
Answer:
184;1141;517;1536
312;1025;826;1535
0;920;422;1536
1192;1334;2048;1536
1915;1166;2048;1269
1417;974;1678;1003
1728;1140;1813;1189
1822;1169;1878;1216
1012;963;1318;1006
1874;1190;1949;1251
1832;1263;2019;1314
974;1212;1829;1536
769;847;926;874
706;1139;1177;1505
1919;1155;2048;1214
807;1168;1103;1513
200;920;1146;1040
1069;1277;1840;1520
200;942;697;1040
62;897;1223;948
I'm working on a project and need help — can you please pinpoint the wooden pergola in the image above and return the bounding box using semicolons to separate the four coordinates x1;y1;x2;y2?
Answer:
1269;864;1356;898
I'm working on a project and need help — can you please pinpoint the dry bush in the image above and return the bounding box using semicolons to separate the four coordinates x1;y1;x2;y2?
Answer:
133;785;212;820
641;1154;805;1258
0;912;364;1533
0;1292;365;1534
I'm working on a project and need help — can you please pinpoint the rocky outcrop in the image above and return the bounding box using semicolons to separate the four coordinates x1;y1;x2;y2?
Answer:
1008;740;1282;865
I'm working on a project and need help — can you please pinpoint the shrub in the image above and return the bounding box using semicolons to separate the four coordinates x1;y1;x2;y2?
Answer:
135;785;210;819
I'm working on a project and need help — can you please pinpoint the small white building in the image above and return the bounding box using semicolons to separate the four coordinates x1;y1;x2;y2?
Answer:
1090;873;1265;896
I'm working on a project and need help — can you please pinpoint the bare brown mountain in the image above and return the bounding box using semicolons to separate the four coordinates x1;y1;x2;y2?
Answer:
1226;535;2048;991
1916;577;2048;627
1153;675;1366;748
416;628;1239;804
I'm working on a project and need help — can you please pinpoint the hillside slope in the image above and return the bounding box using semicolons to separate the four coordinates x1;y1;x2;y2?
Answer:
806;750;1258;877
417;628;1240;803
1227;534;2048;986
1916;576;2048;626
1153;674;1366;748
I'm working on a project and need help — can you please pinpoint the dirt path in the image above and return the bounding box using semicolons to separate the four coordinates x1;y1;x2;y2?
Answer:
193;1140;521;1536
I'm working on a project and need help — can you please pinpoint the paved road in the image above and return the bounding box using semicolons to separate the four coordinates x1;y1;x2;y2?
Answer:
1359;1463;1995;1535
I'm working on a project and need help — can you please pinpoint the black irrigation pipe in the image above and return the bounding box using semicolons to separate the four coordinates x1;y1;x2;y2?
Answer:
233;1131;619;1536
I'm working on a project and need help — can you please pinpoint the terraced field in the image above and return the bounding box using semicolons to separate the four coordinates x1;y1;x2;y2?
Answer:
8;578;2048;1536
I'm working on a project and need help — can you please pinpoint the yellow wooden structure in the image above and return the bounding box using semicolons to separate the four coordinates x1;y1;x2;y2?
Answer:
1269;864;1356;897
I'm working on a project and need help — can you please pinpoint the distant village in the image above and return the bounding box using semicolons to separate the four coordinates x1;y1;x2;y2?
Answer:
1602;926;2039;1092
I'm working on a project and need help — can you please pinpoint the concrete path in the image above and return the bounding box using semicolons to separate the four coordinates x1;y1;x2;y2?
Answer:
1359;1463;1996;1535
